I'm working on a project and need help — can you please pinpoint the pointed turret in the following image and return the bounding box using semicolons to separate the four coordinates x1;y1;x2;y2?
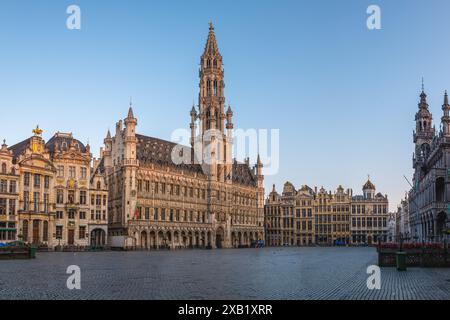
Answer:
414;80;434;163
226;105;233;116
442;90;450;136
190;104;198;118
127;106;134;119
256;154;263;177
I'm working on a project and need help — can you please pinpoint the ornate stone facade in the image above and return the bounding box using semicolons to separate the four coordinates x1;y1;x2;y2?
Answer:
102;23;265;249
351;179;389;244
1;128;108;247
409;87;450;242
265;178;389;246
0;140;19;243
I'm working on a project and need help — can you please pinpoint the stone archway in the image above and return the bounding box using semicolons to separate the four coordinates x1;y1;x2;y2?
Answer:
188;231;193;248
149;231;156;249
166;231;172;249
243;232;249;247
231;232;237;248
201;231;206;248
181;231;187;248
91;228;106;247
207;231;212;247
216;227;224;249
174;231;180;248
140;231;148;249
195;231;200;248
157;230;165;248
437;211;447;238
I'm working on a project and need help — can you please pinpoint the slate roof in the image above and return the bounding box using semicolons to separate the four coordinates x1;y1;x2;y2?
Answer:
46;134;87;155
8;138;31;162
136;134;257;186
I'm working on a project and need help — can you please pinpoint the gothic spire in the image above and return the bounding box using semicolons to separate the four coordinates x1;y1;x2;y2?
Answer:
419;79;429;109
127;106;134;119
203;21;220;57
226;104;233;116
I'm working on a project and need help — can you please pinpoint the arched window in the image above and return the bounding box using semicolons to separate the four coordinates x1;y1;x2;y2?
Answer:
207;59;211;68
97;181;101;190
213;59;217;67
214;80;218;96
1;163;6;174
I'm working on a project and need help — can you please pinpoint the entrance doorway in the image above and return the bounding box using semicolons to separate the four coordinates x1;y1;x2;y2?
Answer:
216;227;224;249
68;229;75;245
32;220;40;244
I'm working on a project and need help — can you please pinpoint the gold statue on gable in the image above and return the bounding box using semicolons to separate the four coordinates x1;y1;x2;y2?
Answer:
32;125;43;136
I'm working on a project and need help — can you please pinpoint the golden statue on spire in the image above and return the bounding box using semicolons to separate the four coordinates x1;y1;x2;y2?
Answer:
32;125;43;136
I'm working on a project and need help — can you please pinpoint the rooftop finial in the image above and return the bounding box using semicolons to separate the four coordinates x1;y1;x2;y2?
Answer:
209;21;214;31
421;77;424;92
32;125;43;136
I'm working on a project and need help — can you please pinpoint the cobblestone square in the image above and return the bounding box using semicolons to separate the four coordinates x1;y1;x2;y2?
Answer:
0;247;449;300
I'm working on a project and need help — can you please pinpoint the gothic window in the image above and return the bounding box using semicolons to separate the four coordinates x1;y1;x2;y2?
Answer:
207;80;211;96
213;59;217;67
207;59;211;68
214;80;218;96
97;181;101;190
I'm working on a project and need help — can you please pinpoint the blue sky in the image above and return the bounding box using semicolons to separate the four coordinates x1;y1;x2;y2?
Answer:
1;0;450;210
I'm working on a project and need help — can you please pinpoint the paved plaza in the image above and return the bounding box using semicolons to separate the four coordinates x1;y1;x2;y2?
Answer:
0;247;449;300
